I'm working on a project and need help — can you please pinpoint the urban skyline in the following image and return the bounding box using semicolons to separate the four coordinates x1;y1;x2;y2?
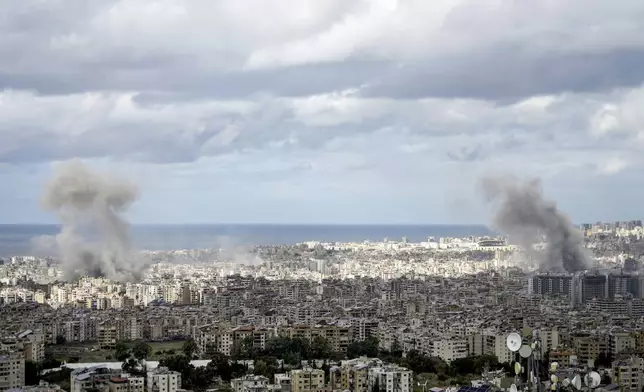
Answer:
2;1;644;392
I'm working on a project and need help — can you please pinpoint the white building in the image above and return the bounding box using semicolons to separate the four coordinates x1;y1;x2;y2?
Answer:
612;357;644;392
231;375;269;392
147;367;182;392
0;351;25;391
432;338;468;363
368;365;413;392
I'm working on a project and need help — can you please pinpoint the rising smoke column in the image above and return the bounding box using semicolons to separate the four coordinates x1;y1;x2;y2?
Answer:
480;176;591;273
41;159;147;281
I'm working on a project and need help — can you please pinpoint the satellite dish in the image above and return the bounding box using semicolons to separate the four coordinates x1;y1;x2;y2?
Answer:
510;384;518;392
519;344;533;358
551;375;559;383
551;362;559;371
514;362;522;375
572;375;582;390
507;333;522;352
562;379;570;387
585;372;601;388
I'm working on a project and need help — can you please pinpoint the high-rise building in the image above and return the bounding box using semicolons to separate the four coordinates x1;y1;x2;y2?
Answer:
0;351;24;391
528;274;573;297
612;357;644;392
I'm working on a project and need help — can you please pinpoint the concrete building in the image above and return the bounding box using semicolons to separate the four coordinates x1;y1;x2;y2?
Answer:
612;357;644;392
70;366;125;392
329;358;412;392
432;339;467;363
231;375;269;392
106;375;145;392
529;274;573;298
273;374;291;392
369;365;413;392
290;368;324;392
0;351;25;391
147;367;182;392
609;332;636;355
98;321;120;350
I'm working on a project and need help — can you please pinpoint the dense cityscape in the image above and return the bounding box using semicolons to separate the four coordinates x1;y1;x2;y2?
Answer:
1;220;644;392
1;1;642;392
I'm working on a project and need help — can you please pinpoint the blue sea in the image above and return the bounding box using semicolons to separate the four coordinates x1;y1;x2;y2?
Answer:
0;224;494;256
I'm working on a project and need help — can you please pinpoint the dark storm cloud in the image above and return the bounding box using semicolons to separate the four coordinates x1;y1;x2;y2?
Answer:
0;1;643;101
363;47;644;101
0;60;394;99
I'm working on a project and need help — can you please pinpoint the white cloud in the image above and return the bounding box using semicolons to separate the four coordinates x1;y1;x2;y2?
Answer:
597;157;628;175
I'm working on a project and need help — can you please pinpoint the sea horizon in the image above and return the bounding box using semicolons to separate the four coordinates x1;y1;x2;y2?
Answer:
0;223;496;257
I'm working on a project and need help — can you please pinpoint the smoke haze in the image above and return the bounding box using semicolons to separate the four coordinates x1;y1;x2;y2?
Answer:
39;159;148;282
214;235;264;266
480;176;591;273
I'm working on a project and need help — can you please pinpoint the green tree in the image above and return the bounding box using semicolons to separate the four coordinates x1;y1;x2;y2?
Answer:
55;335;66;345
240;337;257;359
311;336;331;359
191;366;215;390
122;358;145;375
230;361;248;379
183;338;199;359
390;340;403;358
41;352;62;370
159;355;195;388
206;352;233;381
253;357;279;379
115;341;130;361
133;341;152;360
283;351;301;367
347;336;379;359
25;360;41;386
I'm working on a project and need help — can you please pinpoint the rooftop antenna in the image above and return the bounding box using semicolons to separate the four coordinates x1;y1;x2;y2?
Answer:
585;372;600;390
506;333;522;352
507;329;542;392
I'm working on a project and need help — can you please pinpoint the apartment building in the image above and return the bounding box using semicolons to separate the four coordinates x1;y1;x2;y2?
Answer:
483;334;514;364
612;357;644;392
194;324;272;357
467;333;484;356
70;366;126;392
279;325;351;353
609;332;636;355
106;375;145;392
329;358;409;392
274;374;291;392
147;367;182;392
98;320;120;350
231;375;269;392
0;350;25;392
368;365;413;392
291;368;324;392
432;338;467;363
571;334;608;364
0;330;45;364
351;319;379;342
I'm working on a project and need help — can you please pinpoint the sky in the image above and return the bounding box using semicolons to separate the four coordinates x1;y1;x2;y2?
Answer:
1;0;644;225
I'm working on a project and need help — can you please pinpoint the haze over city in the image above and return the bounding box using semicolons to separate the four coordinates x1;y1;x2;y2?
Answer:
3;2;644;392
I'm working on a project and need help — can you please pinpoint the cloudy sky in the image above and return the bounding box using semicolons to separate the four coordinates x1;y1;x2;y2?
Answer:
1;0;644;225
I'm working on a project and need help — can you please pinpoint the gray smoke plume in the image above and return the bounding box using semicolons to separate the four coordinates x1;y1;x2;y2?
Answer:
480;176;591;273
40;159;147;282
